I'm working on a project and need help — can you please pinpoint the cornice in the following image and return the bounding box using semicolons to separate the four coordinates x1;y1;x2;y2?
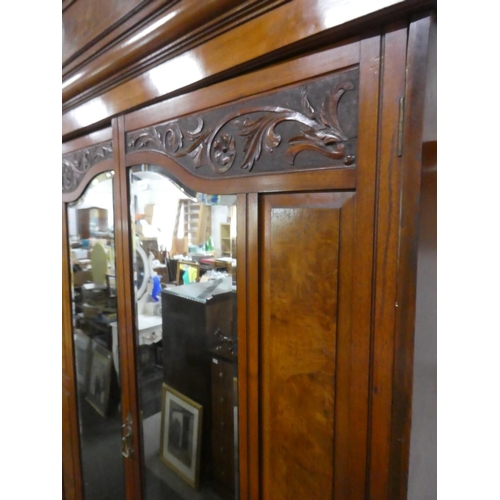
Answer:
62;0;290;109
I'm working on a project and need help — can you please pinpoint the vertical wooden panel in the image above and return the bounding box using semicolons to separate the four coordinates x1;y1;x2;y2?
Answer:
260;192;355;500
333;33;381;500
389;14;432;500
368;22;408;500
112;116;143;500
62;204;83;500
246;192;260;500
236;194;249;500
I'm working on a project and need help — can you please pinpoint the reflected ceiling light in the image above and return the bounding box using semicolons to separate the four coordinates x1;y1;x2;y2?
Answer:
72;98;110;129
126;11;176;47
148;52;205;96
62;71;84;90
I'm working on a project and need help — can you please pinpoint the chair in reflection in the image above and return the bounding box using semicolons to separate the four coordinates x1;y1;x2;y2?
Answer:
175;260;200;285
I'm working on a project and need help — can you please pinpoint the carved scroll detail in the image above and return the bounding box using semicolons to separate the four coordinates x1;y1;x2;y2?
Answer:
127;78;357;175
62;142;113;193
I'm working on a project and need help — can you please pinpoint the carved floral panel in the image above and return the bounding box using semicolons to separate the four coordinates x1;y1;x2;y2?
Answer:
62;142;113;193
126;68;359;178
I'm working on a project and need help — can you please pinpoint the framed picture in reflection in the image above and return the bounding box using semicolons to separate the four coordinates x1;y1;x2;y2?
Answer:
159;384;203;489
85;340;113;417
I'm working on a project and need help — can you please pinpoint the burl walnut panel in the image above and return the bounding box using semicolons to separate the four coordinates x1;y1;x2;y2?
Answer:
260;191;355;500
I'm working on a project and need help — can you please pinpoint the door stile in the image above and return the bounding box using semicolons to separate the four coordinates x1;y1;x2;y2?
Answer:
112;115;143;500
331;32;382;500
246;192;260;500
62;203;84;500
388;14;432;500
367;21;409;500
236;193;249;500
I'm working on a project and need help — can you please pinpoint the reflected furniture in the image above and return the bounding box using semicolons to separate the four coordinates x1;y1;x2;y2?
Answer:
161;281;236;484
77;207;108;240
210;345;238;500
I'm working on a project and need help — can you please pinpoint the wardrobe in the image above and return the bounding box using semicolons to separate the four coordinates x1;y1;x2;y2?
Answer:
62;1;437;499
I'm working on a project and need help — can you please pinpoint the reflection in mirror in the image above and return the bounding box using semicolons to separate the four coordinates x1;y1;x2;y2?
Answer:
67;171;125;499
129;164;238;500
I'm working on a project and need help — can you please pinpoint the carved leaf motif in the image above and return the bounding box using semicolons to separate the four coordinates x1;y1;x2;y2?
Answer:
286;132;345;164
184;117;204;138
62;162;75;190
236;114;283;169
165;124;183;153
319;81;353;135
301;89;316;119
62;142;113;193
189;145;206;168
124;76;356;175
129;128;163;150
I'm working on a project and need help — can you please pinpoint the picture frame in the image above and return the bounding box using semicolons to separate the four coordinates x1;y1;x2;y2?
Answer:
74;329;92;393
159;384;203;489
85;340;113;417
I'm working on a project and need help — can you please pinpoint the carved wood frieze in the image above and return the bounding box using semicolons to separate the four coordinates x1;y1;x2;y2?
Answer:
62;142;113;193
126;69;359;178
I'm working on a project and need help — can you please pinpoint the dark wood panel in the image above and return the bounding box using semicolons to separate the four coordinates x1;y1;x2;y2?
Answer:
62;0;78;13
63;0;151;64
62;0;289;106
63;0;176;73
125;68;359;178
260;192;355;500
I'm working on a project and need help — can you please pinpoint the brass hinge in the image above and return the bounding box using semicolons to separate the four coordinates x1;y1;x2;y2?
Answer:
397;97;405;157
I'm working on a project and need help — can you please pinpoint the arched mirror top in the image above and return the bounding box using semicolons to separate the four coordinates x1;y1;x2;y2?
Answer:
62;140;114;202
129;164;238;266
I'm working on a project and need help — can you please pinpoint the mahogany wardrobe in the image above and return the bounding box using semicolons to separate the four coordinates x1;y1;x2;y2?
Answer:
62;1;437;499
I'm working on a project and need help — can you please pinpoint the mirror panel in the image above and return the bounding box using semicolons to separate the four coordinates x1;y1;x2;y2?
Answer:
129;164;239;500
67;171;126;499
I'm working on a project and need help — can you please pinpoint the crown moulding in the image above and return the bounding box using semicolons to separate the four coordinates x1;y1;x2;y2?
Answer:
62;0;436;140
63;0;179;69
62;0;291;110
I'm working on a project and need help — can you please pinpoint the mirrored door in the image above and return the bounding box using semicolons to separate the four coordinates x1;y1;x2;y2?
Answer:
128;164;239;500
66;171;126;499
